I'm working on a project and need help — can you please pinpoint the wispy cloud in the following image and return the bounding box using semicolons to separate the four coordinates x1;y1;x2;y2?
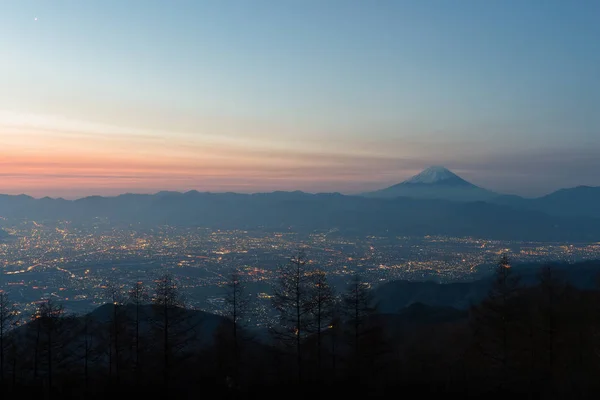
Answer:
2;108;599;198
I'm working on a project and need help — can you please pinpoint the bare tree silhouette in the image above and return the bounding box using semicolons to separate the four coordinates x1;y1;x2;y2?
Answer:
104;281;125;384
152;273;188;389
36;299;66;391
270;251;315;383
341;274;376;381
224;270;250;385
81;315;94;391
308;269;335;380
0;291;18;383
471;254;522;392
537;265;566;389
128;281;149;382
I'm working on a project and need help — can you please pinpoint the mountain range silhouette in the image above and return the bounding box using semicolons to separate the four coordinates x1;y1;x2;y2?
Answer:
1;166;599;241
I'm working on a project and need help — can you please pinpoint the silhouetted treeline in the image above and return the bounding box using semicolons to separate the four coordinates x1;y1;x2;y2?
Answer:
2;257;600;399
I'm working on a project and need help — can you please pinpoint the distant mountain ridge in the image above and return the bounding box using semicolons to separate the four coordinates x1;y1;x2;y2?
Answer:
1;166;599;241
492;185;600;219
1;188;599;242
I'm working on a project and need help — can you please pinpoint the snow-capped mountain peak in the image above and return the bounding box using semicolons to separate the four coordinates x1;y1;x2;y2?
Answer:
402;166;464;185
362;165;495;201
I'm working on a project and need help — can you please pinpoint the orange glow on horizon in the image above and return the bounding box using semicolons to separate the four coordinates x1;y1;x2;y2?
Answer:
0;111;425;198
2;135;412;199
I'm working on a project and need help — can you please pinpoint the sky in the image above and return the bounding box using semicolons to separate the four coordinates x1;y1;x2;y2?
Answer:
1;0;599;199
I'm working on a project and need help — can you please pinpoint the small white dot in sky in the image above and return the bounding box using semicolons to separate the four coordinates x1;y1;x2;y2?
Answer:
34;17;38;21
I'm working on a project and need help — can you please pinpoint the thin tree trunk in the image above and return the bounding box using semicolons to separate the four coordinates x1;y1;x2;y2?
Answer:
331;330;336;379
501;271;508;392
113;305;120;384
135;301;140;384
108;329;112;379
317;296;321;381
546;284;555;392
47;328;52;390
233;282;239;384
33;321;40;380
84;318;89;391
163;302;169;389
0;294;8;384
529;321;535;398
355;282;359;359
11;344;16;388
1;312;4;383
296;260;301;383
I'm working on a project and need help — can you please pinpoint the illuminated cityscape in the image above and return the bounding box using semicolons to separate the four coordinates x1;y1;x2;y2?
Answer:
1;219;599;327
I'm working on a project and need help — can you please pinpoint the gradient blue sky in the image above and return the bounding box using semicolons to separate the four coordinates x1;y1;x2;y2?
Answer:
1;0;599;198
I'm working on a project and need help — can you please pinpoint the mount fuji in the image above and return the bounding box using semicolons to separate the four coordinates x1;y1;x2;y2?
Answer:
363;166;497;202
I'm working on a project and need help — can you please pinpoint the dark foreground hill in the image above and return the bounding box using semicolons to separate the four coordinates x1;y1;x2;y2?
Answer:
9;302;232;353
374;259;600;311
4;259;600;399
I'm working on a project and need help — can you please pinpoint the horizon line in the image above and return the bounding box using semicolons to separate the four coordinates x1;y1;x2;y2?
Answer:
1;184;596;202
